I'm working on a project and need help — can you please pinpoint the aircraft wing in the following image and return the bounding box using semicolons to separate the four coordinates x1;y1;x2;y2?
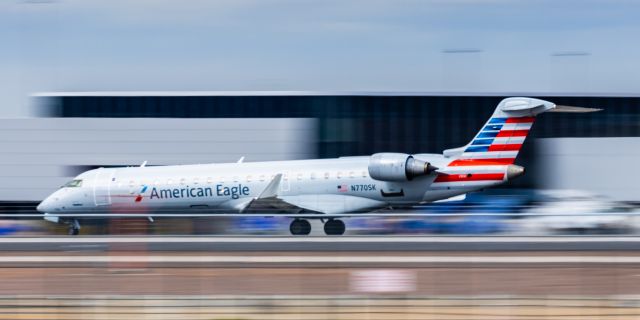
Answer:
278;194;385;215
236;174;303;213
236;174;386;215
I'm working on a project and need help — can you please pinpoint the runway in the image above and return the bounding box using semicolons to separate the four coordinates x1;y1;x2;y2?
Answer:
3;254;640;267
0;296;638;320
2;235;640;251
1;236;640;318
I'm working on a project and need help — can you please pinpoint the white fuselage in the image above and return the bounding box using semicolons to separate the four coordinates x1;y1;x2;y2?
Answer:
37;153;509;215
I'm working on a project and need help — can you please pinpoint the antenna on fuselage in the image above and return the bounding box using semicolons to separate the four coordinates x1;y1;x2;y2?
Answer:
140;161;147;167
237;156;245;163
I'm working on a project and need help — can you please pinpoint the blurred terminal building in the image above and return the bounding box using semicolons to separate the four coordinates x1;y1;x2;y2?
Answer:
2;92;639;210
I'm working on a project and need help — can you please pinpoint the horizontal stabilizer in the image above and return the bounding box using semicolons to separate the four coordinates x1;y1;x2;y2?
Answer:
549;105;602;113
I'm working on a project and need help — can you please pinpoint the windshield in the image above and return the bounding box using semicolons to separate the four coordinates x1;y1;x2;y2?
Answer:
63;179;83;188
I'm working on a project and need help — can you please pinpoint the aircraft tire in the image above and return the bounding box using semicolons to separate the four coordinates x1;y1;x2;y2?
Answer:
68;227;79;236
290;219;311;235
324;219;345;236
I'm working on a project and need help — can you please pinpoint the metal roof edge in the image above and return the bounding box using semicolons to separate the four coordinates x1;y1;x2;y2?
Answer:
30;91;640;98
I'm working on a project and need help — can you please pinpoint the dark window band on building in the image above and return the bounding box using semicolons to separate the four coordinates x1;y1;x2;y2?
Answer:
34;92;640;189
36;94;640;139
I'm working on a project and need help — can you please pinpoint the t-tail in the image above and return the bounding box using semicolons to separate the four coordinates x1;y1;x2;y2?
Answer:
443;97;599;167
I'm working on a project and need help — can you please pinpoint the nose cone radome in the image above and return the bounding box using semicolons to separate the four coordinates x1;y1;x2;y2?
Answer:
506;165;525;180
37;197;55;213
36;201;48;213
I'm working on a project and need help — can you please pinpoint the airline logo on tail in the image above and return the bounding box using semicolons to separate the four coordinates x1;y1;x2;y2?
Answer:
465;116;534;153
450;116;535;166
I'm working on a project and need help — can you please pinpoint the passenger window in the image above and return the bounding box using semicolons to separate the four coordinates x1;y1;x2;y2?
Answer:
283;174;288;181
167;179;173;185
297;173;303;181
362;171;367;178
324;172;330;179
349;171;355;179
193;178;199;185
337;172;342;179
247;175;252;182
207;177;213;184
129;180;135;188
310;173;316;180
180;178;186;185
233;176;239;183
259;175;265;182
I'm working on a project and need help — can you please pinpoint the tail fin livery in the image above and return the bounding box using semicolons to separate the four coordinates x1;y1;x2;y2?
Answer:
443;97;557;166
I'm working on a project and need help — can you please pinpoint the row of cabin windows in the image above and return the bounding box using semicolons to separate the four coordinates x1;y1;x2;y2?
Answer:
123;171;370;188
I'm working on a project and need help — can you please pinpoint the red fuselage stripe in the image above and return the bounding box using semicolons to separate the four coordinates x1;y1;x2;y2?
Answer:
448;158;515;166
434;173;505;183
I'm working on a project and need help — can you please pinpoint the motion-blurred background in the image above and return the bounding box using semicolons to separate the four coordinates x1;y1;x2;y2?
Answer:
2;1;640;319
1;0;639;236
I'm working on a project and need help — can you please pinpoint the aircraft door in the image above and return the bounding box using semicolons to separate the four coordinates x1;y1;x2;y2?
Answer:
280;172;290;193
93;168;114;206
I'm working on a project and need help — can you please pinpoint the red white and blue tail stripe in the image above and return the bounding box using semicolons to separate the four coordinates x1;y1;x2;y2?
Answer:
449;116;535;166
432;97;580;188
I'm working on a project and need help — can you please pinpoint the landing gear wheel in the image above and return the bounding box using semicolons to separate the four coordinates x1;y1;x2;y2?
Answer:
67;219;81;236
289;219;311;236
324;219;345;235
68;226;80;236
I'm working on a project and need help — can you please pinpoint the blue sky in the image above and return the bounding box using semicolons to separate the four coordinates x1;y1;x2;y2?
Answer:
2;0;640;116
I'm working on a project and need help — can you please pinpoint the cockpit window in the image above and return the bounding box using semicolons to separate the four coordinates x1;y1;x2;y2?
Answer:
63;179;83;188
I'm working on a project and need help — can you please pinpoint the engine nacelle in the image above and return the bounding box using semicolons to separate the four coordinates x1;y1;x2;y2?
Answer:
368;153;438;182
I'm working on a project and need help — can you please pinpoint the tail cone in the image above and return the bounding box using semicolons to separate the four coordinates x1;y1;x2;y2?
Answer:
506;165;525;180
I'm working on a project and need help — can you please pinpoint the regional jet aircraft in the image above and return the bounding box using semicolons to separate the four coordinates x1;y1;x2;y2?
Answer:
37;97;598;235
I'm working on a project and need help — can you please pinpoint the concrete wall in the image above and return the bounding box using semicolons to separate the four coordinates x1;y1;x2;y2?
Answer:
536;137;640;202
0;118;316;201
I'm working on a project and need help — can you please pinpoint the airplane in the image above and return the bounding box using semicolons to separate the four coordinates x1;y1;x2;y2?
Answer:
36;97;599;235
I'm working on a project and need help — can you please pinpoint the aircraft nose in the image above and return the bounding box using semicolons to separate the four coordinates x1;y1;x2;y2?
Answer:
36;197;54;213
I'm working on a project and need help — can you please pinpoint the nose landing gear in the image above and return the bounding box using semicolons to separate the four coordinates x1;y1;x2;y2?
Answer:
67;219;81;236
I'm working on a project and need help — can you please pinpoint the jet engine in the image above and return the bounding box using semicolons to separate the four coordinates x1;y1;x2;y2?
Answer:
368;153;438;181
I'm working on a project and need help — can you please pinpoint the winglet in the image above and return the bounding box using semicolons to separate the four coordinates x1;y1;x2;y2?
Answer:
257;174;282;199
237;174;283;213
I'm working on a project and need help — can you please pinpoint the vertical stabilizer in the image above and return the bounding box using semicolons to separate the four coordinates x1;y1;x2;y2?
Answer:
443;97;556;166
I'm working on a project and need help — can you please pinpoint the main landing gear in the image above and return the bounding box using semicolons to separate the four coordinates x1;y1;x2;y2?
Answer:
289;218;345;236
289;219;311;235
323;219;345;236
